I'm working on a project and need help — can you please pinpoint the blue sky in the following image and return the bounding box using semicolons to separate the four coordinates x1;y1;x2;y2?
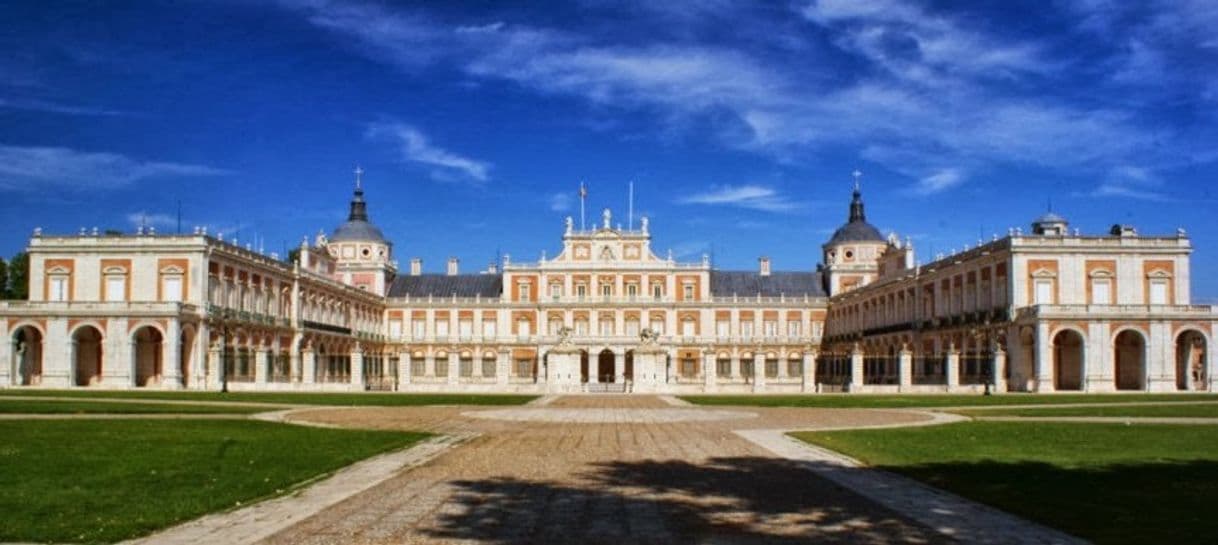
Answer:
2;0;1216;299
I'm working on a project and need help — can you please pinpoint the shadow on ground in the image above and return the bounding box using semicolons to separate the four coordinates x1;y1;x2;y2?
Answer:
425;456;949;544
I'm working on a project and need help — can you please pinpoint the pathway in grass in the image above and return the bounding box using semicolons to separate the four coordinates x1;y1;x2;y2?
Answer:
0;419;428;544
0;389;537;407
793;421;1218;545
681;393;1218;409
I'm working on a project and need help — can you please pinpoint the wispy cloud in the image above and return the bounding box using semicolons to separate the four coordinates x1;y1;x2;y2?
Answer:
0;97;128;117
0;144;228;191
677;184;802;212
125;211;177;229
365;122;491;182
548;192;572;212
1087;165;1172;201
910;168;965;195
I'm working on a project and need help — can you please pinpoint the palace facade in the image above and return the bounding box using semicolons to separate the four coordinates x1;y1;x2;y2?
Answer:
1;176;1214;394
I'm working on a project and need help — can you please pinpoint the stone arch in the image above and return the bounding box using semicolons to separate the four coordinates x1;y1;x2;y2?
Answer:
1175;329;1208;391
131;325;164;387
71;325;104;386
1052;328;1085;391
1114;328;1147;391
11;324;43;386
597;348;615;383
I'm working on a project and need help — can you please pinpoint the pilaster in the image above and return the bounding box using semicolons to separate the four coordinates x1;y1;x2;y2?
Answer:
897;346;912;392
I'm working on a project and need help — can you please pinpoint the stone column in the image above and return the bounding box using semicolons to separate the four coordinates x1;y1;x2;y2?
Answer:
288;332;302;384
898;346;913;392
302;347;316;384
425;352;436;378
588;353;600;384
614;351;625;384
472;352;484;379
801;348;817;393
849;345;864;391
1034;322;1054;392
208;340;224;390
992;344;1007;393
497;348;511;385
752;352;765;393
162;319;182;389
703;347;717;393
397;350;411;388
0;331;11;386
351;345;365;390
447;352;459;385
946;343;961;390
730;352;740;380
254;345;269;385
776;352;788;380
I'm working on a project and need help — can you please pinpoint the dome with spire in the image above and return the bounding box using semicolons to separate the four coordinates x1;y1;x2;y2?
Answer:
826;186;884;245
330;168;388;244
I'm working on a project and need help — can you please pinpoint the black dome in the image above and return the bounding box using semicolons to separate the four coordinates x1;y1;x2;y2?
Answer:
330;183;388;244
826;187;884;245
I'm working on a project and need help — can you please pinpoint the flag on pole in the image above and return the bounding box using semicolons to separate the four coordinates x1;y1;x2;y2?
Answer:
579;182;588;199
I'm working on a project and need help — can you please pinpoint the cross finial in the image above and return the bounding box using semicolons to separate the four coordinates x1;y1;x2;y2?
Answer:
354;165;364;190
852;169;862;191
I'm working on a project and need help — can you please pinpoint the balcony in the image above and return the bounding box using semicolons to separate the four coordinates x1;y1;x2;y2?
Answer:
1016;304;1216;321
0;301;200;315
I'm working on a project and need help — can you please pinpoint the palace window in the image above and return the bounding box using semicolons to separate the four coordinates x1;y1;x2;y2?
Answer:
652;284;663;299
435;354;449;377
161;271;183;302
519;284;531;301
681;318;695;337
716;320;729;338
517;318;532;338
412;320;426;340
549;283;562;299
389;320;402;339
683;284;694;300
765;357;779;378
740;321;754;339
459;319;473;339
787;321;802;338
1091;278;1112;305
483;320;496;338
680;357;697;377
1034;279;1053;305
1149;280;1169;305
625;318;640;337
787;356;802;377
600;317;614;336
104;268;127;302
514;358;534;378
626;283;638;297
575;319;589;335
410;355;426;376
435;320;449;338
764;320;777;338
717;357;732;376
48;268;70;302
576;284;587;298
651;320;665;335
549;319;563;335
459;354;473;377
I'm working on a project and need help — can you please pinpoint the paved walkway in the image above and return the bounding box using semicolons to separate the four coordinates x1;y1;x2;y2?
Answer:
226;395;1068;545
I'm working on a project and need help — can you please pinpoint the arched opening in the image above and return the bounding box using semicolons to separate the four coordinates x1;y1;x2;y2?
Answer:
597;349;615;383
624;350;634;382
12;325;43;386
132;326;163;387
72;325;104;386
1176;330;1208;391
1115;329;1147;391
1053;329;1085;391
579;350;589;383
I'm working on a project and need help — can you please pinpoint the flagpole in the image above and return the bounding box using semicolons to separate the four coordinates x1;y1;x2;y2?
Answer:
579;181;587;231
628;181;634;231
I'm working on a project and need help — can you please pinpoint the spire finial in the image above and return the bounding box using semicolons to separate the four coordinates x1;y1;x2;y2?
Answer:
354;165;364;191
852;169;862;192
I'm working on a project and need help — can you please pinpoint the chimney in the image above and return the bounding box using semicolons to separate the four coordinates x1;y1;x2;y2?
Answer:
759;256;771;277
410;258;422;276
447;257;459;276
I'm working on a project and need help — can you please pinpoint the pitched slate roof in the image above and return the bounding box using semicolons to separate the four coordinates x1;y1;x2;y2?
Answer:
709;270;826;298
388;274;503;298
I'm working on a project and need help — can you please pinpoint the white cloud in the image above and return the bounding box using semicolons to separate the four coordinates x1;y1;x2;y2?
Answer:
125;211;178;229
677;184;802;212
911;168;964;195
548;192;572;211
0;144;228;191
1089;165;1171;201
0;98;128;117
365;122;491;182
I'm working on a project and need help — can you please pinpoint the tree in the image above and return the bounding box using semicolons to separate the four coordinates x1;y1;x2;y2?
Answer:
8;252;28;300
0;257;8;299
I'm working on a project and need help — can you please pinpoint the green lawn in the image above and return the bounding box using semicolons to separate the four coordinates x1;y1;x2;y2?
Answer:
0;420;429;544
961;403;1218;418
0;398;267;414
681;393;1218;408
793;422;1218;545
0;389;537;406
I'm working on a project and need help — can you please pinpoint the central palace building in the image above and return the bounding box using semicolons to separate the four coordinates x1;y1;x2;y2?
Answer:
1;175;1215;394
